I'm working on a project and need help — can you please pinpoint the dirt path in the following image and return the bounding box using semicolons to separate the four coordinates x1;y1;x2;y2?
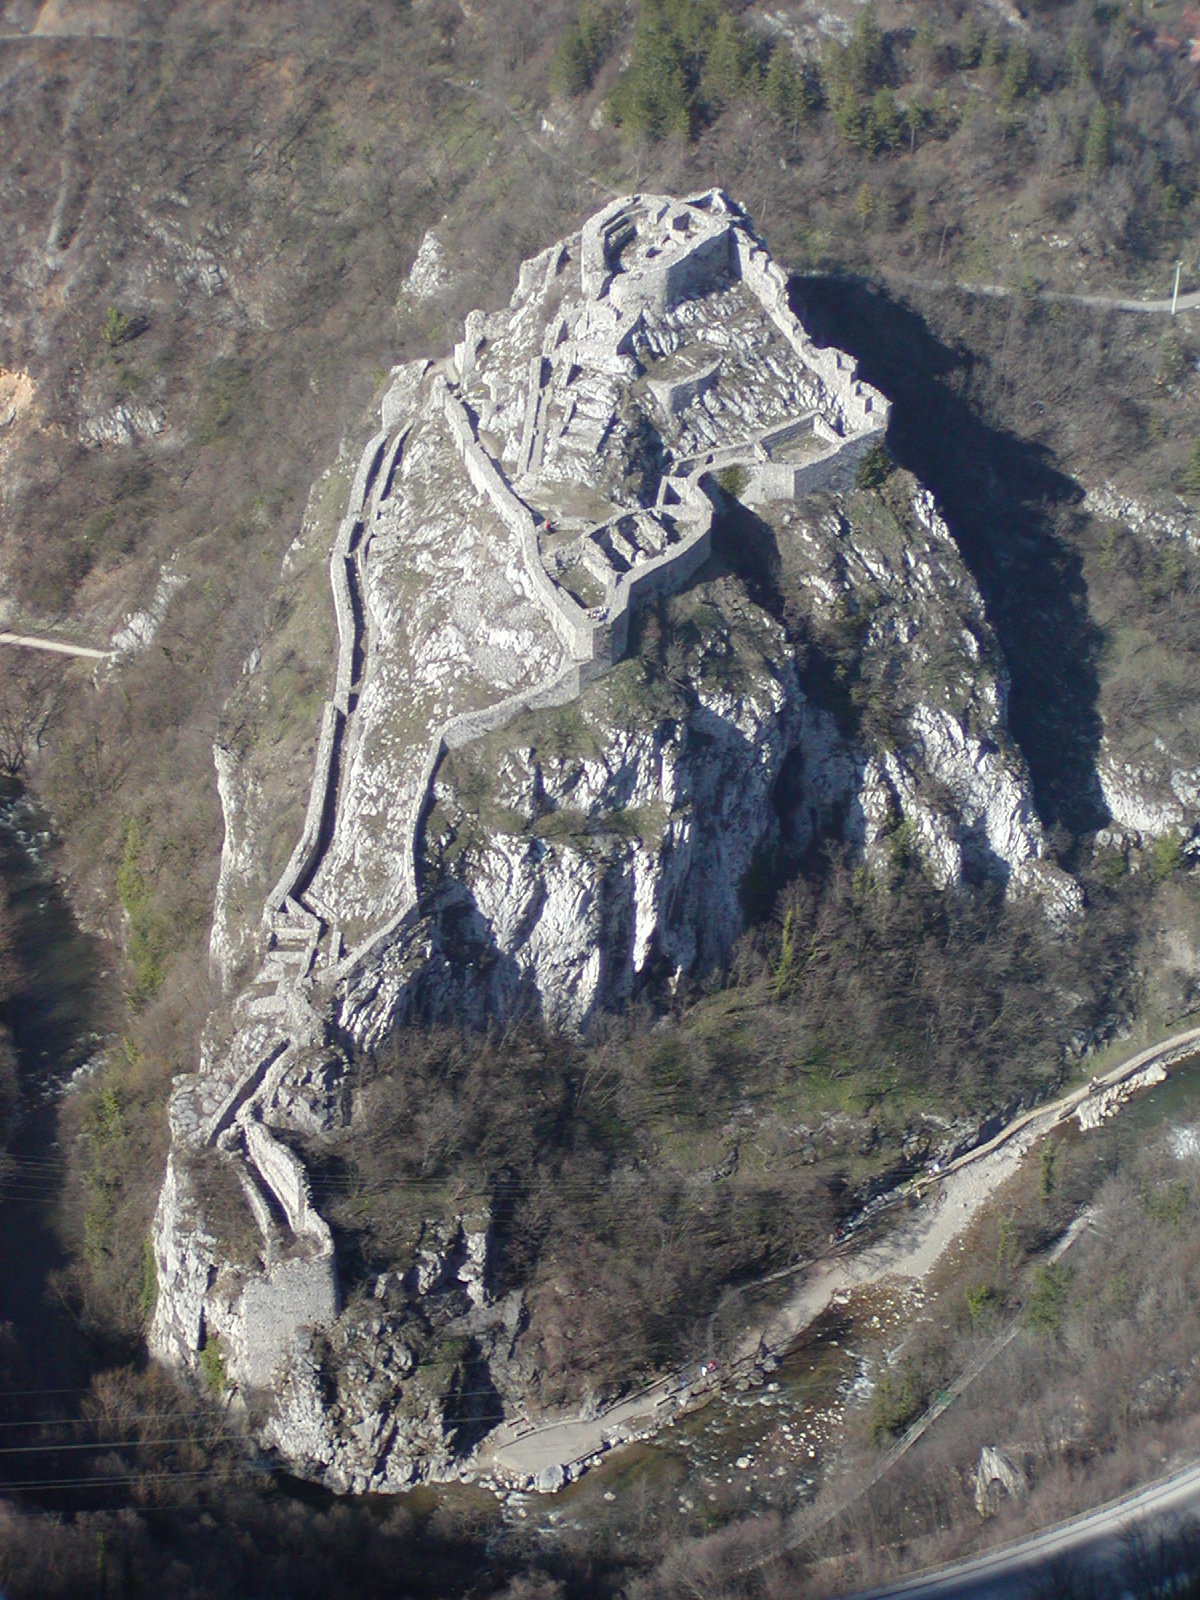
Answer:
802;266;1200;317
0;630;109;660
752;1025;1200;1362
483;1025;1200;1490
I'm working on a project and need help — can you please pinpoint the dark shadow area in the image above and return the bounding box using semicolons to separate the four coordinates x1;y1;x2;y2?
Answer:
0;785;117;1504
707;490;881;747
794;276;1106;837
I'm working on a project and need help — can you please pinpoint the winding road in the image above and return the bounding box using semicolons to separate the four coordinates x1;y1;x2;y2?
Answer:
860;1459;1200;1599
875;270;1200;316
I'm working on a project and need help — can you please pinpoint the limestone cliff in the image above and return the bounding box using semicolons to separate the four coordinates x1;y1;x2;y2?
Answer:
148;191;1078;1494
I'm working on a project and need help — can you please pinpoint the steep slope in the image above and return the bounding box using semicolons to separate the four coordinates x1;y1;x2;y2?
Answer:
148;192;1077;1494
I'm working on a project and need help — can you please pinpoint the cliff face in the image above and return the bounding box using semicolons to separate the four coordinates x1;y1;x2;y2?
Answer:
336;480;1080;1049
148;191;1078;1493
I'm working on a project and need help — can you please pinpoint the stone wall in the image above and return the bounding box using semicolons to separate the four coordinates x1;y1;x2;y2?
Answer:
731;224;888;440
745;429;880;505
244;1117;327;1241
440;382;596;661
605;479;715;660
262;701;343;918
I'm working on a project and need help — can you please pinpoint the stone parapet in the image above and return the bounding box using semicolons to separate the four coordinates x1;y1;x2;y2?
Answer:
730;222;889;441
439;382;597;662
262;700;343;918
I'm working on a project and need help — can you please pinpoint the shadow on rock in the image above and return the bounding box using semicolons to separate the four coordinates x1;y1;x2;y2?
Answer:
794;276;1105;838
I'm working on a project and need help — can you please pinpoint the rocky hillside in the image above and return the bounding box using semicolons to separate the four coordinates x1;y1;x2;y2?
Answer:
1;1;1200;1590
148;193;1085;1495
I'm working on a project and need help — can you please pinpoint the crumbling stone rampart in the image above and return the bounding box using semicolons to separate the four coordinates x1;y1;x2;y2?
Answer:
440;380;596;661
263;703;343;919
150;191;894;1491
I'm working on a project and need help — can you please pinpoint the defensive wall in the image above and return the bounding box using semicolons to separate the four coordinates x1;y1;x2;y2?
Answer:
168;194;891;1376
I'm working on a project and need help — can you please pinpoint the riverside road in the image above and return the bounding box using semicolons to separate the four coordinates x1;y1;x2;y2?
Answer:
862;1458;1200;1598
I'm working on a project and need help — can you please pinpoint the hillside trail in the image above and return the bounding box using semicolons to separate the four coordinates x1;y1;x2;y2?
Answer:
484;1023;1200;1487
0;631;109;661
803;266;1200;317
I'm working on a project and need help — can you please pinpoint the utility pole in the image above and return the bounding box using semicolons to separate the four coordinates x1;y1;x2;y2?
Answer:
1172;260;1182;316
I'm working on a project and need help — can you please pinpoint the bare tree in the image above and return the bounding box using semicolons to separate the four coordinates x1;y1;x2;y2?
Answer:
0;655;64;778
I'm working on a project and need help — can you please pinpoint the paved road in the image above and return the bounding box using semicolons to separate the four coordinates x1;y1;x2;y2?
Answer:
859;1458;1200;1599
0;631;109;660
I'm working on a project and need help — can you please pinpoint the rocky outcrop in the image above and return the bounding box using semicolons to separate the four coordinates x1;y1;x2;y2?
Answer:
337;576;807;1040
1081;483;1200;851
149;190;1079;1494
107;555;187;662
1096;746;1200;846
974;1445;1026;1517
1083;482;1200;557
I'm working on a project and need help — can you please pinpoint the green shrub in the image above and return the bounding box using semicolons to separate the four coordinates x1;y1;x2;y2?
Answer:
1181;438;1200;495
822;9;897;151
198;1336;228;1394
1148;829;1183;884
1039;1137;1059;1202
771;907;797;1000
80;1083;131;1273
871;1361;930;1442
1139;545;1185;607
1025;1262;1071;1334
840;6;887;96
1084;101;1112;179
608;0;758;138
699;11;759;111
1067;27;1091;91
856;441;894;489
964;1284;995;1327
551;2;615;96
831;83;902;153
763;43;818;129
608;0;697;137
716;462;748;499
116;819;170;1000
997;41;1030;110
957;15;983;69
1141;1181;1189;1226
101;306;130;348
139;1235;158;1323
195;359;252;448
1156;331;1186;389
